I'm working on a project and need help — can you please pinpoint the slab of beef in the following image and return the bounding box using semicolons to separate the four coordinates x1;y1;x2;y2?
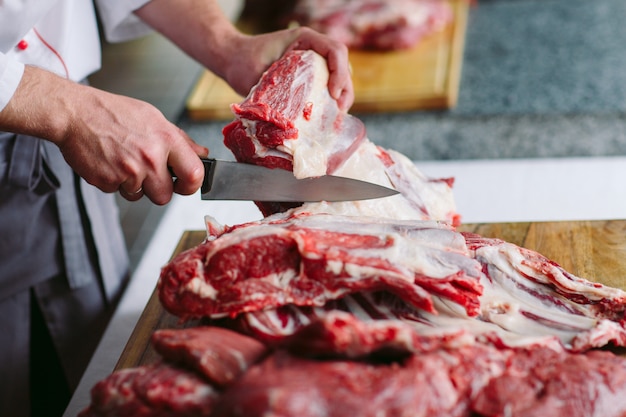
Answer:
287;0;454;50
151;326;268;387
203;222;626;353
472;347;626;417
223;50;459;225
212;344;626;417
80;322;626;417
212;345;509;417
158;210;482;321
77;363;218;417
221;229;626;352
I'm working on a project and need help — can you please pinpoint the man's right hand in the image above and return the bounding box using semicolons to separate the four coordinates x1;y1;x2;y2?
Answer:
0;65;208;205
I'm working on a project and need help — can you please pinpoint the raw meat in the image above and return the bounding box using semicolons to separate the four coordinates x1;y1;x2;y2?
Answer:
83;46;626;417
81;324;626;417
223;49;366;179
212;346;509;417
219;230;626;353
287;0;454;50
160;206;626;353
465;232;626;351
471;347;626;417
277;310;474;359
158;210;482;321
223;50;460;225
151;326;268;387
212;345;626;417
77;363;218;417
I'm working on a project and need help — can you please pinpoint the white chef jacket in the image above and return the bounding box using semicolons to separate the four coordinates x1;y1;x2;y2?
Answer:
0;0;152;112
0;0;157;299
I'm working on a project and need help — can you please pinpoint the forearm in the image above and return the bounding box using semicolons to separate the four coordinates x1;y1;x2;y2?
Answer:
0;65;76;143
133;0;353;109
0;63;208;203
133;0;241;81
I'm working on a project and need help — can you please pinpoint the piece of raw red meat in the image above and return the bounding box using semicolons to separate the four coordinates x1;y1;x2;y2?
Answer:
212;344;508;417
80;324;626;417
151;326;268;387
211;344;626;417
158;210;482;321
288;0;454;50
471;347;626;417
77;363;218;417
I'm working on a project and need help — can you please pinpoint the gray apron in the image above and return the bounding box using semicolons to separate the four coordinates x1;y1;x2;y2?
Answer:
0;131;129;300
0;131;130;416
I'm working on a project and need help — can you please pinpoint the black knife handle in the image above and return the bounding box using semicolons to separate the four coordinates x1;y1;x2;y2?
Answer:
201;158;216;194
169;158;216;194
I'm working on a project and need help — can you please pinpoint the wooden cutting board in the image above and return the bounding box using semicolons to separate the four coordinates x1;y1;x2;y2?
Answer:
185;0;469;120
114;219;626;370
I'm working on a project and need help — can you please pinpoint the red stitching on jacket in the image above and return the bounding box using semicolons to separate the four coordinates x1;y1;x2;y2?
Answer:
33;28;70;79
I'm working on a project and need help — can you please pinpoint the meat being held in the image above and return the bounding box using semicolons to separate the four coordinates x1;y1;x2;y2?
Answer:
223;50;460;225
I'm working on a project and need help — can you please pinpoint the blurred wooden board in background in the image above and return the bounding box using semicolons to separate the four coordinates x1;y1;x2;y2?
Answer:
185;0;469;121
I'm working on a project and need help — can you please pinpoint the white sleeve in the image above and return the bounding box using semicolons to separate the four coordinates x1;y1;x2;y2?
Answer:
94;0;153;43
0;52;25;113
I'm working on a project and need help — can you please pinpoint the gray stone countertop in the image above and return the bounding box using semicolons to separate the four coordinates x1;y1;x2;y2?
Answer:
180;0;626;162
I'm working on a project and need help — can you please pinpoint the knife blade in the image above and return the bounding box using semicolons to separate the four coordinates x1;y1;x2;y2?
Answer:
200;158;399;202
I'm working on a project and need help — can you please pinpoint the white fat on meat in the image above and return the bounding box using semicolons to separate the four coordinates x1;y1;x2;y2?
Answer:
184;276;219;300
284;56;367;179
277;53;341;178
211;210;475;281
300;142;458;223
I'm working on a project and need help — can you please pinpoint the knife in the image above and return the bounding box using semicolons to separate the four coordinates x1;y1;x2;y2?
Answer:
200;158;399;202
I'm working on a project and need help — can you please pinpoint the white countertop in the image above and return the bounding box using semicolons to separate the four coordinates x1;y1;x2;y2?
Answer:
63;156;626;416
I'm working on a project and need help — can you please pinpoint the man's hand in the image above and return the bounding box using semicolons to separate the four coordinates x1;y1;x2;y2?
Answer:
135;0;354;111
0;66;208;205
60;88;208;205
223;27;354;112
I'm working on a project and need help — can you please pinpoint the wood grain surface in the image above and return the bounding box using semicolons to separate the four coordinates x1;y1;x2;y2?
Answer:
115;220;626;370
185;0;469;120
